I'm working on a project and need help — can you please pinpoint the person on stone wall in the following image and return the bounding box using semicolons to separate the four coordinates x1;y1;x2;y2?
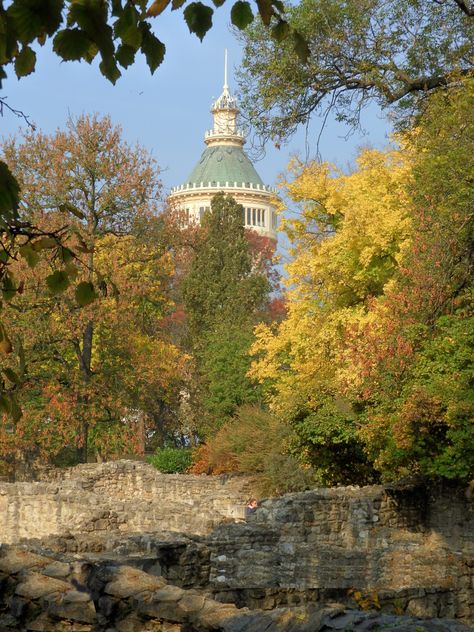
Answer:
245;497;258;516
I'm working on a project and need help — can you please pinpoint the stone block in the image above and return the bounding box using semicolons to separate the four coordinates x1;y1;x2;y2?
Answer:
105;565;166;598
0;549;54;574
16;572;71;599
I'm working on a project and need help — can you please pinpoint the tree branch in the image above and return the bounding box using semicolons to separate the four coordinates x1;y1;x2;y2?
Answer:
451;0;474;17
0;97;35;129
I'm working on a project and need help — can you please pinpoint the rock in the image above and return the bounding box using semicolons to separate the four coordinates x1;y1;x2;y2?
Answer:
15;571;71;599
105;565;166;598
43;561;72;579
0;549;54;574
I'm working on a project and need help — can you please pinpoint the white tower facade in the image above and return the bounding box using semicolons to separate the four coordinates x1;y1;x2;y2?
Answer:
168;52;278;242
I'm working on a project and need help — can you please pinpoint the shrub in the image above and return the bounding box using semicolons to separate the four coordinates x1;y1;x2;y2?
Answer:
148;447;193;473
189;404;315;495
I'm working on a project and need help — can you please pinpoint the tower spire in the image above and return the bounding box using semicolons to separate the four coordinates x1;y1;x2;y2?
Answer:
206;50;243;146
223;48;228;93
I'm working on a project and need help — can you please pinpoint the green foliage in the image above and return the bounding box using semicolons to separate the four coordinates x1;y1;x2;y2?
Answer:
365;315;474;481
0;0;302;89
249;80;474;485
182;193;272;436
237;0;474;144
356;80;474;482
148;446;193;473
198;323;264;434
183;2;213;41
75;281;98;306
183;193;270;339
231;1;254;29
289;396;378;486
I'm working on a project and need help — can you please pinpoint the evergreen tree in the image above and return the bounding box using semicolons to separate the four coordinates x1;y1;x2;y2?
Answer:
182;193;271;436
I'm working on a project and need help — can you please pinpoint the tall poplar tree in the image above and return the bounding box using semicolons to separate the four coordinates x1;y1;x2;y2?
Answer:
182;193;271;436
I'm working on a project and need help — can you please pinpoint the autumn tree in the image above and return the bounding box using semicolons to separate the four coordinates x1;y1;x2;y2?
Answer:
345;79;474;480
0;0;306;424
250;79;474;484
249;148;412;484
238;0;474;145
182;193;272;436
1;114;186;470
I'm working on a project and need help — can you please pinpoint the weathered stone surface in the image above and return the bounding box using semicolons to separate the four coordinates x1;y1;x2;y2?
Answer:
0;461;254;543
15;571;71;599
104;565;166;598
0;464;473;630
0;548;54;574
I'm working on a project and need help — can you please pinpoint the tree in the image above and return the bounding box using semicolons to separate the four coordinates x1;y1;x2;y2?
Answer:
0;0;305;87
0;0;306;423
237;0;474;145
345;79;474;480
250;78;474;484
182;192;272;435
249;147;411;484
0;114;186;470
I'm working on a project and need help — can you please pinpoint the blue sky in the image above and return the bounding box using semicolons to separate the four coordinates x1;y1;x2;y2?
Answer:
0;7;391;197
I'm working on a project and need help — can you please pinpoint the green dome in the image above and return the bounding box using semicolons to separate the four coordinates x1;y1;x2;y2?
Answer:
186;144;264;187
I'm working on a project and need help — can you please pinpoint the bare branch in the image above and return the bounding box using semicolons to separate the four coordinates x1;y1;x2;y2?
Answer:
451;0;474;17
0;97;35;130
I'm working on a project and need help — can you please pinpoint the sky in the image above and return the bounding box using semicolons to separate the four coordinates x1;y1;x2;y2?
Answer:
0;6;392;201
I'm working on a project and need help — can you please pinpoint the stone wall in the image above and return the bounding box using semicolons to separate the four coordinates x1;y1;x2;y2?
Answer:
1;462;473;625
0;461;254;543
207;480;474;621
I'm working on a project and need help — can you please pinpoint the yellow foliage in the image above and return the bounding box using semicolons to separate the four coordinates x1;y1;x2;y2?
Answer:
250;147;412;417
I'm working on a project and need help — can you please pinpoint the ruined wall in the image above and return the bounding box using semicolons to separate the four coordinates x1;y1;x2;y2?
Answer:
0;462;473;624
0;461;254;543
207;481;474;621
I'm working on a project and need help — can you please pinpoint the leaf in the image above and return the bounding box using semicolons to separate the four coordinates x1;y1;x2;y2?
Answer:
116;43;136;68
0;250;9;264
73;231;91;253
292;30;310;63
14;45;36;77
0;394;11;414
19;244;40;268
32;236;57;250
60;246;74;264
171;0;186;9
9;394;22;422
183;2;213;41
7;0;62;48
58;201;86;219
114;2;142;48
0;161;20;217
46;269;70;295
65;261;79;280
0;334;13;354
68;0;121;79
147;0;171;17
212;0;225;7
2;273;17;302
99;57;122;84
140;23;165;73
271;0;285;12
231;1;253;30
75;281;98;306
3;368;21;385
271;18;289;42
7;0;51;44
256;0;273;26
53;28;94;61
